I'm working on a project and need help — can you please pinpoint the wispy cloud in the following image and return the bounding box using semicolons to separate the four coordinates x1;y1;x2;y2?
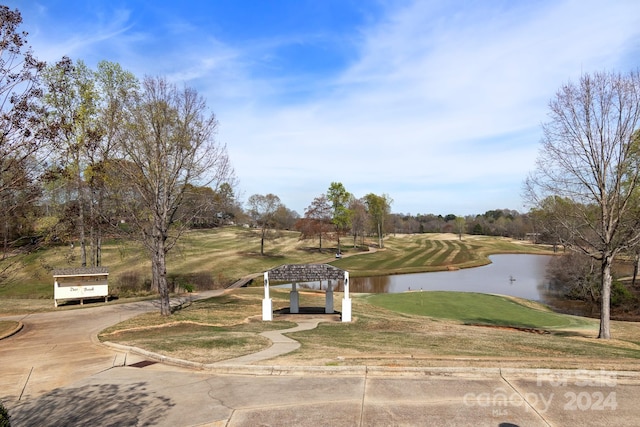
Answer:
220;0;640;214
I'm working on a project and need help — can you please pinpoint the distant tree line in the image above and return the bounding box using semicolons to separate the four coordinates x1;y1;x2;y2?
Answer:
388;209;533;239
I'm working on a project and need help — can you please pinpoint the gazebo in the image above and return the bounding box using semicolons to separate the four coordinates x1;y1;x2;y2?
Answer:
262;264;351;322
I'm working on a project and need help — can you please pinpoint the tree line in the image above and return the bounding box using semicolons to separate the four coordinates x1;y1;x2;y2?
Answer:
244;183;392;256
0;7;234;315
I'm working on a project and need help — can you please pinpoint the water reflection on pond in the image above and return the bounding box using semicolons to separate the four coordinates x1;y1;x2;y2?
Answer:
296;254;585;313
350;254;552;299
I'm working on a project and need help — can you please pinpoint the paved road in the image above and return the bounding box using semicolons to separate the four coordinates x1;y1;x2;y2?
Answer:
2;293;640;426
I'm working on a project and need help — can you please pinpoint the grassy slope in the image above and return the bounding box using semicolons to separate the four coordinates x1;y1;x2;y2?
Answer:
0;228;552;299
333;233;551;276
366;291;594;330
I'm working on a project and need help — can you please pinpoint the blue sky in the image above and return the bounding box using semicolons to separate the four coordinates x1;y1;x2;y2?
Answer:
8;0;640;215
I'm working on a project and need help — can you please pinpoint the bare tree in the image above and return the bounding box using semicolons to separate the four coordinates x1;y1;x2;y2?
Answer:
300;194;332;250
117;76;233;315
349;197;368;247
90;61;139;266
525;71;640;339
454;216;466;241
247;193;282;256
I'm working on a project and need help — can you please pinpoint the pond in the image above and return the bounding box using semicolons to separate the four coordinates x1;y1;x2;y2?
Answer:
294;254;565;306
285;254;597;316
349;254;553;299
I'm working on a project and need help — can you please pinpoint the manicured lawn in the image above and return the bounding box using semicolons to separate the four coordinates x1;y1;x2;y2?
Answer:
333;234;551;276
366;291;595;330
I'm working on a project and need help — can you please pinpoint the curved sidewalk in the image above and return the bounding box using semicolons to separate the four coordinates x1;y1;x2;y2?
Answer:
102;316;330;371
212;318;323;366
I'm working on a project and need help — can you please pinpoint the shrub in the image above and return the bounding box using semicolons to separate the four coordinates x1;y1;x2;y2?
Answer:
167;272;217;292
611;280;635;307
0;401;11;427
112;271;151;297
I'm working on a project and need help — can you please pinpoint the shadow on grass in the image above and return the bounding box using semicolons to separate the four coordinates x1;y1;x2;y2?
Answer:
9;382;174;426
466;320;594;337
239;251;286;259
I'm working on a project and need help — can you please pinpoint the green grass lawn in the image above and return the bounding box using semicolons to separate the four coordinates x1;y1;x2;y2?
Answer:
366;291;595;330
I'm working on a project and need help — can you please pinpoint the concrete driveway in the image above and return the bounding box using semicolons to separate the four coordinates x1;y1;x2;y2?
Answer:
2;293;640;426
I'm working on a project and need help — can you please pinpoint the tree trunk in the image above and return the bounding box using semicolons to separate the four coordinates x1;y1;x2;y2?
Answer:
89;221;95;267
77;168;87;267
96;233;101;267
598;256;612;339
78;196;87;267
2;218;7;260
157;247;171;316
632;253;639;288
150;232;171;316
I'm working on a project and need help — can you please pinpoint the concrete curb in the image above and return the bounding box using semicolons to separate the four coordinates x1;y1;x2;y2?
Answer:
0;321;23;340
100;340;640;380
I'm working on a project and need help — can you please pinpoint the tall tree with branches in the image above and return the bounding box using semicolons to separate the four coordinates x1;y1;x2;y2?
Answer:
301;194;332;250
364;193;392;249
43;58;102;267
0;6;46;259
327;182;351;255
525;70;640;339
117;76;233;315
89;61;139;266
247;193;282;256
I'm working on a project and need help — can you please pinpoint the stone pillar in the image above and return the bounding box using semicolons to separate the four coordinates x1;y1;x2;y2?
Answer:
342;271;351;322
325;280;334;313
262;272;272;321
290;282;299;314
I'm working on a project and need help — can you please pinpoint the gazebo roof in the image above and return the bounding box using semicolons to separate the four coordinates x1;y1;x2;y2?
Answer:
267;264;345;281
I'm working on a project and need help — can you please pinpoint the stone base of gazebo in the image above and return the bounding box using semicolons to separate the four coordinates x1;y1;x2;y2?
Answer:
273;307;343;322
275;306;342;315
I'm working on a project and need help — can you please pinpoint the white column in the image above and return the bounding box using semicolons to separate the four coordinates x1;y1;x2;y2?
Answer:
262;272;272;321
290;282;299;314
342;271;351;322
325;280;334;313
